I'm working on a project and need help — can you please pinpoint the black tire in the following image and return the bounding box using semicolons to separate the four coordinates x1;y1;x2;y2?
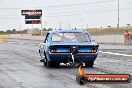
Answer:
47;60;52;67
47;61;60;68
43;52;47;66
85;61;94;67
54;62;60;68
43;59;47;66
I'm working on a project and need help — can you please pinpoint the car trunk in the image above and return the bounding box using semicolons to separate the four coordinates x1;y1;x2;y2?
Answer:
49;45;99;53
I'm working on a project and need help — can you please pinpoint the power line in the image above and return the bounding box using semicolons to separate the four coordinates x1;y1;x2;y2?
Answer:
45;7;132;17
44;0;115;8
0;17;21;19
0;0;115;10
0;7;132;19
0;6;132;19
46;6;112;15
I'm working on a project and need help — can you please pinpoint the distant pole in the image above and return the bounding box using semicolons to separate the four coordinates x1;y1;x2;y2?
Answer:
19;25;22;35
45;21;47;28
86;24;88;28
81;19;84;29
86;24;88;31
59;21;62;29
68;23;71;29
40;16;43;36
117;0;120;30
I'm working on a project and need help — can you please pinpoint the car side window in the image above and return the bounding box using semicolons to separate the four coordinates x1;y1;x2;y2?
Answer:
44;33;50;43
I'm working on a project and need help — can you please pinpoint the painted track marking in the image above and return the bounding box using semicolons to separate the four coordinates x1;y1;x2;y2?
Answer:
100;51;132;57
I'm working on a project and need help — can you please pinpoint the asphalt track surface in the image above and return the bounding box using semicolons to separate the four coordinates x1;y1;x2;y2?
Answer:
0;39;132;88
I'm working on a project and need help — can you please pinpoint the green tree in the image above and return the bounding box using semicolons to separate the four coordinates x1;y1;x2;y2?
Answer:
43;28;47;31
48;28;53;31
0;31;5;34
6;30;12;34
12;29;17;34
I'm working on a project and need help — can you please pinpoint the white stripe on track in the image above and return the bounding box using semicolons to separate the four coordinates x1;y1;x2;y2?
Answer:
99;51;132;57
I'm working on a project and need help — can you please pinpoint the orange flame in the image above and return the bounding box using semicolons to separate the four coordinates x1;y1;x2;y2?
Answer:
78;65;86;76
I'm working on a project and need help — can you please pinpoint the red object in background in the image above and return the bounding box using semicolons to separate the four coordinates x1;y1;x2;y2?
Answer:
124;30;132;44
32;20;41;24
25;20;41;24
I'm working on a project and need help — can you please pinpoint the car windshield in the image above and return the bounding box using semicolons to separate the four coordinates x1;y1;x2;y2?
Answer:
52;32;91;42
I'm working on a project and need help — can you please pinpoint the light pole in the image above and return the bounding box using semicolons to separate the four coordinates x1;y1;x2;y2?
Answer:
59;21;62;29
81;19;84;29
40;16;43;36
117;0;120;30
68;22;71;29
115;0;120;44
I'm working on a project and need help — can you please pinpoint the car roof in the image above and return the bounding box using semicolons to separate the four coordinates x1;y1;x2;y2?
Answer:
48;29;88;34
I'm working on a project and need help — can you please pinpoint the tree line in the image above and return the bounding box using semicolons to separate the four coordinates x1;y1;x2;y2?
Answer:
0;29;21;34
0;28;54;34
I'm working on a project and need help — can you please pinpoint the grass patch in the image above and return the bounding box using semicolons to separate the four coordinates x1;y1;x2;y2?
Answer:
85;27;132;36
0;35;8;41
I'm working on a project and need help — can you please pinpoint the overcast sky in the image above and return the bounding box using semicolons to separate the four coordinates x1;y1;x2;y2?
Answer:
0;0;132;31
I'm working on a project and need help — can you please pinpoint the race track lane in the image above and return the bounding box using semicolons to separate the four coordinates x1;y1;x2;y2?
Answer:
0;39;131;88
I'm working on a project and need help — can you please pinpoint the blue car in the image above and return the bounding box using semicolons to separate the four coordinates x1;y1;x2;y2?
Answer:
39;29;99;67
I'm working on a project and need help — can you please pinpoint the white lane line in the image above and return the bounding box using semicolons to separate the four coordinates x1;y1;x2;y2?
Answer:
7;41;15;43
99;51;132;57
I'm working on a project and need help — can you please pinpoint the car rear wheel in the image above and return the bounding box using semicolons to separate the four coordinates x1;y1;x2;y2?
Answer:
43;52;47;66
47;61;60;68
43;59;47;66
47;60;51;67
85;61;94;67
54;62;60;68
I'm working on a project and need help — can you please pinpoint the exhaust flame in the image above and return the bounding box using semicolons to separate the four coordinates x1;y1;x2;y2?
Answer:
78;65;86;76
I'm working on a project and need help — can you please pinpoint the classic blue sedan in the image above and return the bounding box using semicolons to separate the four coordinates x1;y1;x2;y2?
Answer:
39;29;99;67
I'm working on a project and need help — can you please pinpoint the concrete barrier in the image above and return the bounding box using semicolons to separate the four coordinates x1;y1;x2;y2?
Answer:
91;35;124;45
8;34;128;45
9;34;44;41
